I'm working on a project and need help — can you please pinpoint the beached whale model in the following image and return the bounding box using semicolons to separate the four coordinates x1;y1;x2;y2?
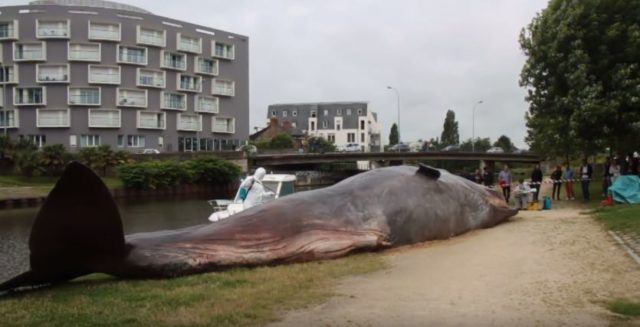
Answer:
0;162;517;292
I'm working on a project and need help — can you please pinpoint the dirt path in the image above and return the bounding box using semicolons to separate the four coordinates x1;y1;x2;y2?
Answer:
270;208;640;326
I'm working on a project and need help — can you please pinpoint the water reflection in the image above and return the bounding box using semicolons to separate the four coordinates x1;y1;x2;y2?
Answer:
0;195;215;283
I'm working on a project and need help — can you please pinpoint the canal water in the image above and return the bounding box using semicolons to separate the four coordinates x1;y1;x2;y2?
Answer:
0;195;214;284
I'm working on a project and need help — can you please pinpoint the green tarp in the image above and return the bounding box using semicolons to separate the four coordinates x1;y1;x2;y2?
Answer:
609;175;640;204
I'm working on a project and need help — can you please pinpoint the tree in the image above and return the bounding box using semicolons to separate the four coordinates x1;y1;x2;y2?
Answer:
440;110;459;146
307;136;336;153
520;0;640;159
389;123;399;146
493;135;516;153
460;138;492;152
41;144;68;176
13;139;40;178
269;133;294;149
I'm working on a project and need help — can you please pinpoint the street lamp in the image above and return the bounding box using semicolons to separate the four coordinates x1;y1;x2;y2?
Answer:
471;100;483;152
386;86;400;144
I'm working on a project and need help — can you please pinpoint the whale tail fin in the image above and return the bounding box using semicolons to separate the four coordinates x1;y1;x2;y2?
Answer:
0;162;126;292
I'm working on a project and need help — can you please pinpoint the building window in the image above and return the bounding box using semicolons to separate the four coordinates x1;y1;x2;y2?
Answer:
336;109;342;116
178;114;203;131
323;109;328;116
36;20;70;39
29;135;46;148
88;109;120;128
336;123;341;131
89;65;120;84
271;111;276;117
162;92;186;110
310;121;315;131
212;79;235;96
357;109;363;115
161;51;187;70
322;120;328;128
117;135;124;147
15;87;45;105
195;95;219;114
127;135;145;147
69;87;100;106
37;64;69;83
213;41;234;60
89;21;120;41
37;109;69;127
346;108;352;115
361;133;365;143
137;111;166;129
68;42;100;62
14;42;46;61
292;110;297;117
177;33;202;54
178;74;202;92
360;120;365;130
117;88;147;107
69;135;77;147
213;117;235;133
179;137;199;152
0;66;17;83
195;57;218;75
328;133;335;143
117;45;147;65
348;133;355;142
282;111;288;117
81;135;101;147
292;122;297;128
158;136;164;148
137;26;165;47
137;68;165;88
311;110;316;118
0;110;18;128
0;21;19;40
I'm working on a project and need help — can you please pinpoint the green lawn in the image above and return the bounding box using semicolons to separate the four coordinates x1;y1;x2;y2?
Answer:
592;204;640;234
0;175;122;200
0;253;385;327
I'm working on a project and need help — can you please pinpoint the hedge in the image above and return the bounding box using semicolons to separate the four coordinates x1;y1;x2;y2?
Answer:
117;156;241;190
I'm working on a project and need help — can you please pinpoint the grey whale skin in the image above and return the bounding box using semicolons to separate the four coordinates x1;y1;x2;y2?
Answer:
0;162;517;291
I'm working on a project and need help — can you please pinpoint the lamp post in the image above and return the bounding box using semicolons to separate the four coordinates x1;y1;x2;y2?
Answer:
386;86;400;144
471;100;483;152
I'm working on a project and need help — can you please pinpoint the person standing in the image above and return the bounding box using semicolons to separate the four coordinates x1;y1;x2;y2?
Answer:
474;169;483;184
564;164;575;200
499;165;512;203
483;167;494;188
602;157;611;198
551;165;562;201
579;159;593;202
609;158;621;184
531;164;543;202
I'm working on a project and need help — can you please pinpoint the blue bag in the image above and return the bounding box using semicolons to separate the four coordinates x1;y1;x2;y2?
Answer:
543;196;552;210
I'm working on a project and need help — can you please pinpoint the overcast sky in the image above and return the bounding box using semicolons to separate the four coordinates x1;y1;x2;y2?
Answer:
8;0;550;147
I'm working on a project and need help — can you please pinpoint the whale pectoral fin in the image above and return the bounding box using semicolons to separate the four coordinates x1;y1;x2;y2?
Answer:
416;163;441;179
1;162;127;292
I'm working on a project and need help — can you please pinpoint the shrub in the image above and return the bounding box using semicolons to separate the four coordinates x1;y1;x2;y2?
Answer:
117;156;241;190
307;136;336;153
14;140;42;178
185;156;242;184
41;144;68;176
269;133;294;149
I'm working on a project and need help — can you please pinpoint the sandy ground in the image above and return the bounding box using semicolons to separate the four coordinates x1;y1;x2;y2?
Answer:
270;208;640;327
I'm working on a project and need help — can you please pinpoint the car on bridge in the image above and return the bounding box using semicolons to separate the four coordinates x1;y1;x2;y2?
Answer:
388;143;411;152
442;145;460;152
337;143;362;152
487;147;505;153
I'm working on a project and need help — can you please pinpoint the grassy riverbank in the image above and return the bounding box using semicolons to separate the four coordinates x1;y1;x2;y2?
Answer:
592;204;640;234
0;253;385;326
0;175;122;200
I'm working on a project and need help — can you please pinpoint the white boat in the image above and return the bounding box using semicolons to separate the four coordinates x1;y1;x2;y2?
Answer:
207;174;297;222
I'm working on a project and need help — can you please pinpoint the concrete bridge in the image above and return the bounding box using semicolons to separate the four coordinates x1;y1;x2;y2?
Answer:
248;151;542;171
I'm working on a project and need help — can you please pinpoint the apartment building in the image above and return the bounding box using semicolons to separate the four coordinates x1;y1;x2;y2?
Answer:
0;0;248;152
267;102;382;152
